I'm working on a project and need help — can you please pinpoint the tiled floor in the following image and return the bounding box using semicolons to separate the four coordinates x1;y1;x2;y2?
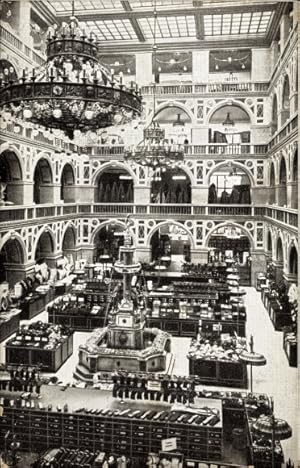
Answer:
1;287;298;463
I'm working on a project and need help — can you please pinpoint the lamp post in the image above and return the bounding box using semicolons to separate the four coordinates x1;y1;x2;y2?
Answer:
252;414;292;468
239;335;266;393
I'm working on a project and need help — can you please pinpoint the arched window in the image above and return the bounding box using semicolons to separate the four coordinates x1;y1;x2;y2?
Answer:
208;164;251;204
278;157;287;206
282;75;290;125
0;150;23;204
33;158;53;204
271;94;278;134
151;167;191;204
96;167;133;203
289;246;298;275
60;164;75;202
209;104;251;152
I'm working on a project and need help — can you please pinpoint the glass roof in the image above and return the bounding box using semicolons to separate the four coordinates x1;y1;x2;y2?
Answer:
45;1;277;43
139;16;196;39
204;11;274;36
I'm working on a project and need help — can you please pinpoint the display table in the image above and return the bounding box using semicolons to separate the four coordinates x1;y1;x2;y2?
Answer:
20;290;52;320
283;329;297;367
187;337;248;388
0;308;21;342
268;299;293;331
5;323;73;372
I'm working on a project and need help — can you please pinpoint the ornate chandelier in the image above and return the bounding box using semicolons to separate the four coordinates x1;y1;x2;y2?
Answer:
0;13;142;139
124;2;184;169
124;120;184;169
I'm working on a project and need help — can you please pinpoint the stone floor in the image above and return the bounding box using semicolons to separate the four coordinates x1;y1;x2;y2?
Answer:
0;287;298;463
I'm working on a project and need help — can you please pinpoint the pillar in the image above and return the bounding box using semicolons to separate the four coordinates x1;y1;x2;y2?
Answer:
135;246;151;263
192;186;208;205
192;51;209;82
43;252;62;268
136;52;153;86
273;260;284;284
190;248;209;264
279;14;291;54
270;41;279;72
23;182;34;205
250;251;267;287
288;181;298;209
134;186;151;204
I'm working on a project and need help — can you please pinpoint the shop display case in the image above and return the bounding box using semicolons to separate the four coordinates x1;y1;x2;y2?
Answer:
5;322;73;372
0;308;21;342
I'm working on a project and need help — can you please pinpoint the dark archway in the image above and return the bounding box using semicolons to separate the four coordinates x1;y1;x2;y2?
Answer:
209;104;251;147
154;105;192;145
35;231;54;262
0;59;18;82
276;237;284;263
33;158;53;204
291;149;298;209
96;167;133;203
271;94;278;134
0;238;25;285
93;223;124;263
150;223;191;267
269;162;276;204
0;150;23;204
267;231;272;256
62;226;76;252
151;167;191;204
208;164;251;204
289;246;298;275
292;149;298;182
278;157;287;206
282;75;290;126
61;164;75;202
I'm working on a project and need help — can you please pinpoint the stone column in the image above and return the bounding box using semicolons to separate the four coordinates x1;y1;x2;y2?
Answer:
288;181;298;209
279;14;291;54
190;248;209;264
135;246;151;263
134;186;151;205
273;260;284;284
191;185;208;205
136;52;153;86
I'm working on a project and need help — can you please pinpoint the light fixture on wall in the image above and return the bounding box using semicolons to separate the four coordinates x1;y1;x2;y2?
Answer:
222;112;235;126
0;1;142;139
124;0;184;169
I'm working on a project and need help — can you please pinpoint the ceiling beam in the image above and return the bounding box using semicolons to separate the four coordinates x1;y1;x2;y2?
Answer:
31;0;56;27
56;3;278;22
121;1;146;43
194;3;205;40
266;2;288;44
96;37;270;54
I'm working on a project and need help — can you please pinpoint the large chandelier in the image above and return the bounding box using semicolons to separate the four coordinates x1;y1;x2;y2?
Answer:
0;14;142;139
124;3;184;169
124;120;184;169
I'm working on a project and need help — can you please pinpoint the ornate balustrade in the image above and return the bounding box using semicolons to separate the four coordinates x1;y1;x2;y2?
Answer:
141;81;269;96
0;25;45;66
0;203;297;230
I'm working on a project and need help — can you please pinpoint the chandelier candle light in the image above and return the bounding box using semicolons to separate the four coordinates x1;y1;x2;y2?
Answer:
124;3;185;169
0;3;142;139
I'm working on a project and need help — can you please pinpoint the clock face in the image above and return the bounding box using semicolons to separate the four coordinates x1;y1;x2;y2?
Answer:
118;331;128;345
117;315;133;327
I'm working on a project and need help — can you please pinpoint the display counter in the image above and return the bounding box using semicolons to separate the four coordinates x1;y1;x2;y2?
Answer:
283;329;297;367
5;323;73;372
20;288;53;320
187;336;248;388
0;308;21;342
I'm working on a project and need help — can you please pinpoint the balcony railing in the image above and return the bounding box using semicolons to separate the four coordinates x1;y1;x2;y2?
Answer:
268;114;298;151
0;24;45;66
86;143;268;157
0;203;297;229
141;81;269;96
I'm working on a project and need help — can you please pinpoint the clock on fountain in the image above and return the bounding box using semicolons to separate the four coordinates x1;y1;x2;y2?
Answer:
108;298;144;350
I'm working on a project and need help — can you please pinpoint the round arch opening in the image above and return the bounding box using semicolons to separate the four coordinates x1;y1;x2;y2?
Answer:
154;105;192;145
0;59;18;82
96;167;133;203
150;223;191;267
35;231;54;262
151;167;191;204
278;157;287;206
271;94;278;134
289;246;298;275
208;165;251;204
61;164;75;203
0;238;25;286
93;223;125;263
291;149;298;209
209;104;251;149
208;225;251;284
33;158;53;204
269;162;276;204
0;150;23;205
276;237;284;263
267;231;273;256
282;76;290;125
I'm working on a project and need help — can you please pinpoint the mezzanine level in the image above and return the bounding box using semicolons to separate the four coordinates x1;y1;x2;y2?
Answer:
0;24;45;67
0;203;297;232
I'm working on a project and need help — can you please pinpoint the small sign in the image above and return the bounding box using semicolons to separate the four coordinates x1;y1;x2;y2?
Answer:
161;437;177;452
146;380;161;392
